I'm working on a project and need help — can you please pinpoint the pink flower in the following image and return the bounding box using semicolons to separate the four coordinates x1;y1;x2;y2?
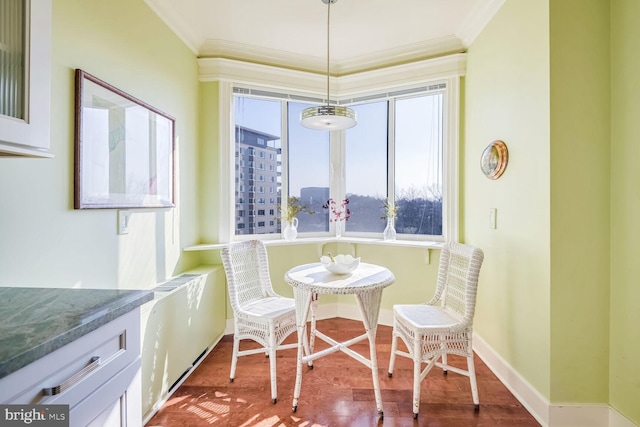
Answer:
323;198;350;222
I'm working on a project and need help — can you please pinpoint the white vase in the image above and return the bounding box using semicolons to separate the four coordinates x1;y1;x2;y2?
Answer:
283;217;298;240
335;220;342;238
383;218;396;241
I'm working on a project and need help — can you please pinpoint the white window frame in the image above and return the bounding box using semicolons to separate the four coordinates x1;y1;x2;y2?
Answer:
209;55;464;244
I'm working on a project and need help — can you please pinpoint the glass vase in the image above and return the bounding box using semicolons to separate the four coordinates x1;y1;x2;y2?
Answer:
335;221;342;238
283;217;298;241
383;218;396;241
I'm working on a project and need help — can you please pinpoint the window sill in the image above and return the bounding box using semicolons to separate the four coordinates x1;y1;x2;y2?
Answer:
184;237;444;251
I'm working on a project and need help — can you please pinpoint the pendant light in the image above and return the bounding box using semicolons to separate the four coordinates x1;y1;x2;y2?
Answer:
300;0;357;130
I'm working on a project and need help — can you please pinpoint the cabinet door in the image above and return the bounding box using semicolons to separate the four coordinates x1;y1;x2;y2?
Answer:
0;0;52;157
70;360;141;427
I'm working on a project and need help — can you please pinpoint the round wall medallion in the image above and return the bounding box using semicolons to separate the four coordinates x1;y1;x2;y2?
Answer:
480;140;508;180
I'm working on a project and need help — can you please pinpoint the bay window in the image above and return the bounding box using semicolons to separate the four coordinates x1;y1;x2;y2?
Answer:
218;58;461;244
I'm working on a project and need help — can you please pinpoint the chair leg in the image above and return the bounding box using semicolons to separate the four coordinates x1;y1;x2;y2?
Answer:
388;329;398;377
269;331;278;403
442;352;448;375
467;355;480;409
412;357;421;418
230;335;240;382
412;338;421;418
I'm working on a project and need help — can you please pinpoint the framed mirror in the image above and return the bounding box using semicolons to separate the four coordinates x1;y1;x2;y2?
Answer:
74;69;175;209
480;140;508;180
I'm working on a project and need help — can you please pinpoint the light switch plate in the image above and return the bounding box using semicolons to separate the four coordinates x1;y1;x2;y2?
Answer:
489;208;497;229
118;210;130;235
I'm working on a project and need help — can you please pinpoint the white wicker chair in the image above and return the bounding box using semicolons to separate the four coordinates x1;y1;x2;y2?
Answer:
221;240;298;404
388;242;484;419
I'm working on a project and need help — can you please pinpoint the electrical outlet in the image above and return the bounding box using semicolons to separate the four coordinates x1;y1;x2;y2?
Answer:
489;208;497;229
118;210;130;235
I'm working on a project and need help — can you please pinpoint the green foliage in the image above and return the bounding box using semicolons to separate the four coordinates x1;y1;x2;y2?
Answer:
381;200;398;220
278;196;313;223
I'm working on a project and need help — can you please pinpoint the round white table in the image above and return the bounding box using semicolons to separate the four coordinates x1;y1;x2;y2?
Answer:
284;262;395;417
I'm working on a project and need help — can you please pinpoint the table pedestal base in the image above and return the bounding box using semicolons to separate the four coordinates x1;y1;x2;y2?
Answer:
291;287;385;416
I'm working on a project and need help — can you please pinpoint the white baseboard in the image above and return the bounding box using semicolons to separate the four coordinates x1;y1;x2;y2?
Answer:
224;304;637;427
609;409;638;427
472;333;550;426
473;333;638;427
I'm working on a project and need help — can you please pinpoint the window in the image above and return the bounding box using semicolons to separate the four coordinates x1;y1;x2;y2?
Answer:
230;76;458;242
344;101;388;233
345;90;444;236
258;209;265;215
288;102;330;233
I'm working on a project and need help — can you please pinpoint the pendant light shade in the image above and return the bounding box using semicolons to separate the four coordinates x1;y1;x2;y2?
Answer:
300;105;356;130
300;0;357;131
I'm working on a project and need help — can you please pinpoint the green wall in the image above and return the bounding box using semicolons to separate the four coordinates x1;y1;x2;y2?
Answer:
464;0;552;398
0;0;200;289
549;0;610;404
611;0;640;422
466;0;640;423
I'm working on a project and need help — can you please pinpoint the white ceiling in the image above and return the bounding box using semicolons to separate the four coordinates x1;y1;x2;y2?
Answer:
144;0;504;75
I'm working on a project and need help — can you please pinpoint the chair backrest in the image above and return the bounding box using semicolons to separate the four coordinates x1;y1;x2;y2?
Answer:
430;242;484;324
221;240;276;314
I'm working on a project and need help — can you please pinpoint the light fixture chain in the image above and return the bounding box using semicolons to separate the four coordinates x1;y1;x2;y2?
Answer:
326;0;330;105
300;0;356;131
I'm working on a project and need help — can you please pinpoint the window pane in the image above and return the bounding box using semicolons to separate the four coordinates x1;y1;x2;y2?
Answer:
345;101;388;232
0;0;26;119
234;96;282;236
288;102;330;233
394;93;443;236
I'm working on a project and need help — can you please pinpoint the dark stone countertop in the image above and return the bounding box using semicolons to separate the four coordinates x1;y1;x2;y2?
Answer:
0;287;153;379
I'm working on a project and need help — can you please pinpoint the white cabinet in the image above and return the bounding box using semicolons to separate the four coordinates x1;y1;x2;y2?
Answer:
0;309;143;427
0;0;53;158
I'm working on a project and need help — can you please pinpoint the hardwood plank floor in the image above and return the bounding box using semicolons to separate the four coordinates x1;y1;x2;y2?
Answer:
146;318;540;426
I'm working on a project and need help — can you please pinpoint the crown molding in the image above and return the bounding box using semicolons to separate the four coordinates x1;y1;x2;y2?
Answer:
143;0;201;54
198;57;324;96
336;54;467;98
199;37;465;76
335;36;464;76
456;0;506;47
198;54;467;99
199;39;327;74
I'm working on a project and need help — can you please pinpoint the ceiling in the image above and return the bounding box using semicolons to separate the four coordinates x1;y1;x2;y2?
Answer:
144;0;504;76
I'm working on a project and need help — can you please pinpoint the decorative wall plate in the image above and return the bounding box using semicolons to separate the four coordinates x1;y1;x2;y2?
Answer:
481;140;508;180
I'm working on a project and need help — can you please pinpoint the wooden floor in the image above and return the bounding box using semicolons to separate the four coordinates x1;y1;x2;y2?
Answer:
146;318;540;427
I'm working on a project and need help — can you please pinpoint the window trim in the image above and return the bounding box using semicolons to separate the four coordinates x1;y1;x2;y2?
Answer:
211;55;465;243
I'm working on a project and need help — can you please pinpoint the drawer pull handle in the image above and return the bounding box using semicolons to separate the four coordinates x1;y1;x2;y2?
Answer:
43;356;101;396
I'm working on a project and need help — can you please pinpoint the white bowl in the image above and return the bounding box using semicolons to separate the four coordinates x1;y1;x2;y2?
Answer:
320;254;361;274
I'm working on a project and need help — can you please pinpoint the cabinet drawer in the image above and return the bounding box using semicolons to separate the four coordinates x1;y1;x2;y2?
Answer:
71;359;141;427
0;310;140;408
